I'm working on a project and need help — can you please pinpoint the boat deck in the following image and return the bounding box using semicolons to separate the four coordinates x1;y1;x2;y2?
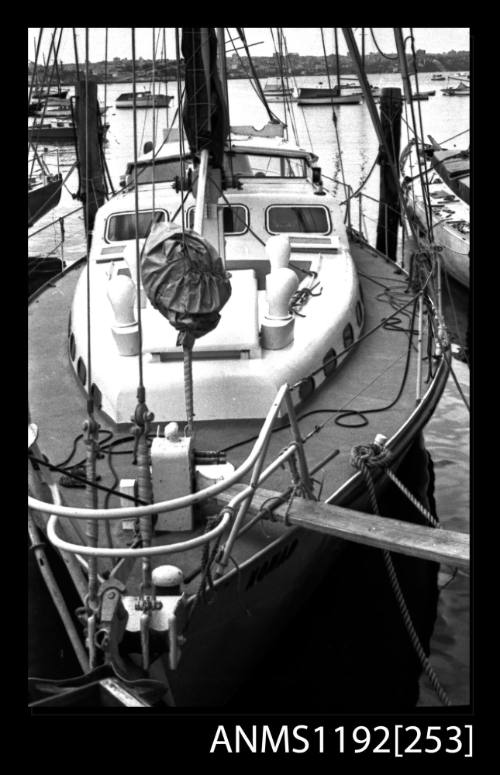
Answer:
28;239;448;595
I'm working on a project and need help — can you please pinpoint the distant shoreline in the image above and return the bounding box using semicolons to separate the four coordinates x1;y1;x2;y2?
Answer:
28;69;470;87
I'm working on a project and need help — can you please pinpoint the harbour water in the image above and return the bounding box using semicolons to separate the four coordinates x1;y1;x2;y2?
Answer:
28;72;470;708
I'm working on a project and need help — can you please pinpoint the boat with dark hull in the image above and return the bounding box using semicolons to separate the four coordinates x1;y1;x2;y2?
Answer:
442;78;470;96
116;91;173;109
263;79;295;102
28;119;109;143
28;167;63;227
298;86;362;105
28;27;454;709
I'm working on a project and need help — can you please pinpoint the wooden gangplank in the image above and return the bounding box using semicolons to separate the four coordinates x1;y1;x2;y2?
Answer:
216;486;469;570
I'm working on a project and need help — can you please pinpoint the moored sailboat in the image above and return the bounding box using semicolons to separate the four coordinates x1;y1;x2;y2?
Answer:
28;27;457;709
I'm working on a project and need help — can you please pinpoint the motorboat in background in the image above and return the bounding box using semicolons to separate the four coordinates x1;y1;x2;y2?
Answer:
442;78;470;96
263;79;295;101
298;86;362;105
115;91;173;109
401;139;469;288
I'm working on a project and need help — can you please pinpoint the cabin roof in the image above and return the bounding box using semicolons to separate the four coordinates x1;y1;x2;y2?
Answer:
133;133;317;167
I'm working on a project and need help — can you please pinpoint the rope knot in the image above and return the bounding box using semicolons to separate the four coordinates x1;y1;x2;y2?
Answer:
350;442;392;471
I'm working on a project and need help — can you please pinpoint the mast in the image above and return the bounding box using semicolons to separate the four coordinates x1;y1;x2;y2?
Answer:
393;28;412;103
375;87;402;259
334;28;341;93
183;27;229;261
216;27;230;115
75;78;108;244
341;28;421;251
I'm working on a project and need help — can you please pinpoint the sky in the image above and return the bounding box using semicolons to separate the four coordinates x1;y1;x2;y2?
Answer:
28;28;470;64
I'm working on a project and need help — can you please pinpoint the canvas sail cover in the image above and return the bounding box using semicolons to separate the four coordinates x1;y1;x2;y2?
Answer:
181;28;229;169
141;223;232;347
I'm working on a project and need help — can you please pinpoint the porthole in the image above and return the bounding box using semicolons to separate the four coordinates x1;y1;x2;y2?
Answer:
299;376;315;402
355;300;363;327
77;357;86;386
69;332;76;361
343;323;354;350
90;383;102;410
323;348;337;377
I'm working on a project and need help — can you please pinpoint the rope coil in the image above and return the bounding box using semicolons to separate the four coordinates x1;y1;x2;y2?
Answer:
350;442;392;471
350;440;451;706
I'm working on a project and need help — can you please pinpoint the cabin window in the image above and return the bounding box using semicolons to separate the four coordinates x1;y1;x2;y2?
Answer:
298;377;315;402
223;205;248;234
237;154;306;178
186;205;249;235
106;210;167;242
355;300;363;327
323;348;337;376
69;333;76;361
343;323;354;350
266;205;331;235
90;383;102;410
127;159;187;184
77;357;86;386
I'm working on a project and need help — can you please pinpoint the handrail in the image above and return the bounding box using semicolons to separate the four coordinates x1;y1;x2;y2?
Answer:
28;383;290;521
46;443;299;560
28;205;84;241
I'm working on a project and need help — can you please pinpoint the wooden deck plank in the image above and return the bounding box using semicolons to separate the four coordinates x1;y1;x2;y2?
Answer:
216;485;469;569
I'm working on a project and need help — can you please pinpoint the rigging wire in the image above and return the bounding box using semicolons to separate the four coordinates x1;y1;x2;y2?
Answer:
29;28;64;181
436;128;469;147
319;28;347;197
268;27;297;143
281;32;315;152
408;30;436;238
83;28;94;398
104;28;108;121
152;27;158;217
369;28;399;60
28;28;44;107
174;28;187;237
233;28;281;125
72;28;81;80
131;28;145;388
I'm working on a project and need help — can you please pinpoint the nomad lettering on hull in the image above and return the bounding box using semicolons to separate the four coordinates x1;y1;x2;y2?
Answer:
245;538;299;590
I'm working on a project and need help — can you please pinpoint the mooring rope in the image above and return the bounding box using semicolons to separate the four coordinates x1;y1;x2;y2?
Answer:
350;442;451;706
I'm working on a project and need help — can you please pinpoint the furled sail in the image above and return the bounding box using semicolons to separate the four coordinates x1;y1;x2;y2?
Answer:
141;28;232;351
141;223;231;347
181;27;229;169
